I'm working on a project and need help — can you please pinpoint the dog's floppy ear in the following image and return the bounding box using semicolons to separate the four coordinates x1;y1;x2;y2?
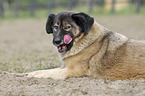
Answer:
72;12;94;34
46;14;55;34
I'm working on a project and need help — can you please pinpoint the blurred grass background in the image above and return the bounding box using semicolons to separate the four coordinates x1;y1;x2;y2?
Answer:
0;0;145;19
0;0;145;73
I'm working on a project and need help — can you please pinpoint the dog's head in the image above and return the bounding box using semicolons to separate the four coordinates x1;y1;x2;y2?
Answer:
46;11;94;53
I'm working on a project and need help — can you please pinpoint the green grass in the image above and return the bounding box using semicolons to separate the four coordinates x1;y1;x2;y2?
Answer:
0;53;61;73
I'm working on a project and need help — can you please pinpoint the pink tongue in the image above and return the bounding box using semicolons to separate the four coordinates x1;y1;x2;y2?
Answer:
64;35;72;44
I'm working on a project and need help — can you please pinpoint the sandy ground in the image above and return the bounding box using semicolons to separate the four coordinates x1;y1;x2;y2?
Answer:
0;15;145;96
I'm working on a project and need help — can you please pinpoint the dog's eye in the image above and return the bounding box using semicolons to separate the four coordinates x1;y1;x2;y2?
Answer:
64;26;71;29
54;26;58;29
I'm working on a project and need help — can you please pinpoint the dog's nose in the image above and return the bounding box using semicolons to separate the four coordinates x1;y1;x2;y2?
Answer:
54;38;62;45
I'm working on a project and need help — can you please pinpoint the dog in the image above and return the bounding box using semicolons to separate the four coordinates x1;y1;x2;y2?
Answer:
28;11;145;80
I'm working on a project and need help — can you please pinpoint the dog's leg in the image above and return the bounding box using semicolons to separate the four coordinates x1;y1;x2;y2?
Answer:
27;68;69;80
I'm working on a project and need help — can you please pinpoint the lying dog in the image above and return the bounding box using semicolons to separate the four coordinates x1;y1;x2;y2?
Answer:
28;11;145;80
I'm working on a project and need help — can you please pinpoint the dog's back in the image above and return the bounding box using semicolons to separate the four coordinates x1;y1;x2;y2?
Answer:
88;30;145;80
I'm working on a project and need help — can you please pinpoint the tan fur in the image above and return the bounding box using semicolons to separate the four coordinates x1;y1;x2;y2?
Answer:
28;20;145;80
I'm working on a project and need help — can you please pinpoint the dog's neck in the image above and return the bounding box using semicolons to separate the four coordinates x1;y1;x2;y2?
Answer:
61;20;109;59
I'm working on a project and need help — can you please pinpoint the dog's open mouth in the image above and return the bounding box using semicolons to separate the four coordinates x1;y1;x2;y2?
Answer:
58;44;67;53
57;35;72;53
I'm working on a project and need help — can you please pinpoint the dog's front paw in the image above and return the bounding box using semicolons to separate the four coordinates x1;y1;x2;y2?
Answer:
27;70;49;78
27;68;68;80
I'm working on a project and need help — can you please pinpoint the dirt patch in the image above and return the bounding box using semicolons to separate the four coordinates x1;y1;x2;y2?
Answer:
1;72;145;96
0;15;145;96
